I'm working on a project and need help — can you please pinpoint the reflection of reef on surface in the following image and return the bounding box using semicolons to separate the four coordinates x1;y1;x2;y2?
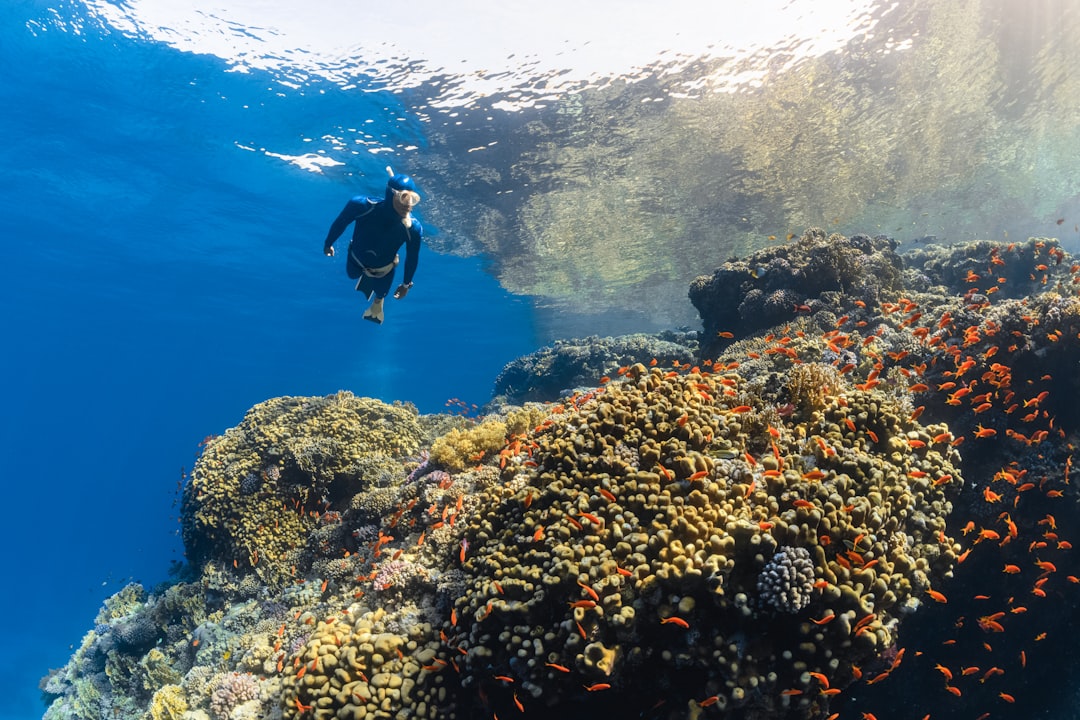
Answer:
42;232;1080;720
414;0;1080;331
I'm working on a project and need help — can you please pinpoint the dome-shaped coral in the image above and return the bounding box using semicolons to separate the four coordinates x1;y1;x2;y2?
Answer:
181;392;422;583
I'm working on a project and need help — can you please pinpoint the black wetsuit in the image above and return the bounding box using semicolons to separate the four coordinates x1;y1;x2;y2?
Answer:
323;196;422;299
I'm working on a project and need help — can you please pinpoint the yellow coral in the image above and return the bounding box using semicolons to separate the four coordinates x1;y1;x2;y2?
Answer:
280;608;449;720
787;361;842;414
181;392;423;583
148;685;187;720
429;418;508;472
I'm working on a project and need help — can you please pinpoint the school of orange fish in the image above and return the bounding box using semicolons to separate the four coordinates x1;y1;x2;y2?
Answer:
712;238;1080;720
275;238;1079;720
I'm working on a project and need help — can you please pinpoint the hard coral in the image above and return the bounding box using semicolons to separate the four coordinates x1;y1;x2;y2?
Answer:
787;362;843;415
450;362;961;717
757;546;816;613
280;607;450;720
690;229;904;355
209;672;259;720
181;392;422;583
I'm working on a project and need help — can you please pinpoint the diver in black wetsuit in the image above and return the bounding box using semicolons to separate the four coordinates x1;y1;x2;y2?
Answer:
323;168;422;324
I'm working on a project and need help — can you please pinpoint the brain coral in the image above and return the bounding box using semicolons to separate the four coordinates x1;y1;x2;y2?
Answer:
181;392;422;582
448;363;962;717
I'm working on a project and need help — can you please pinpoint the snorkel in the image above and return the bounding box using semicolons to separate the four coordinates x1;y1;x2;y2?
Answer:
384;165;420;221
385;165;418;202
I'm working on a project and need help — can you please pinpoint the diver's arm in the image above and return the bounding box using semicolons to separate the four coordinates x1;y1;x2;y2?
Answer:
393;220;423;299
323;197;373;256
401;220;422;285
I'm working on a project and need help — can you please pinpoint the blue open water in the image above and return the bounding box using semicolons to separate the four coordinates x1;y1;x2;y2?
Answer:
1;4;535;717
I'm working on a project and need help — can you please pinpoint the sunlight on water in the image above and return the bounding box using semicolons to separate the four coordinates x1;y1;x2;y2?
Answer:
66;0;1080;334
76;0;881;106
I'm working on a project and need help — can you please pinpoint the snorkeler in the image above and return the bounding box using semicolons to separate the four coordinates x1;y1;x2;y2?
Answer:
322;167;422;324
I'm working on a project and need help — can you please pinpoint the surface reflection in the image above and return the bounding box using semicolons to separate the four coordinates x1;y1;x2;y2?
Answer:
76;0;1080;333
415;0;1080;329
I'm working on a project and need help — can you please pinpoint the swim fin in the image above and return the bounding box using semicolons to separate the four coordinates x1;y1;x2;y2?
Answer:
363;298;384;324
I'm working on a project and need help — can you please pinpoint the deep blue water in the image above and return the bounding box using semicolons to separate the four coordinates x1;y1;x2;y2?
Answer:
1;4;535;718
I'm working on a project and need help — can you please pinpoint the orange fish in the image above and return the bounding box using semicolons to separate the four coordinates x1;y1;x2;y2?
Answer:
578;580;600;602
661;616;690;629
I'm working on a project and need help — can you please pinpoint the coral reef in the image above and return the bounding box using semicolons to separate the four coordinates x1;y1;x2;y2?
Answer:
448;362;961;716
491;332;698;404
41;232;1080;720
689;229;905;356
181;391;422;583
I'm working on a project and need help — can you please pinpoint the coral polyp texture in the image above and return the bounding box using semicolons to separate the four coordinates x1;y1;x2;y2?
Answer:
450;362;961;717
42;232;1080;720
181;392;423;582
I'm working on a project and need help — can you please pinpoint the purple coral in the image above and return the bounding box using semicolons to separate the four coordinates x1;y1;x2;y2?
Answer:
405;451;431;482
209;672;259;720
757;546;815;613
372;559;428;592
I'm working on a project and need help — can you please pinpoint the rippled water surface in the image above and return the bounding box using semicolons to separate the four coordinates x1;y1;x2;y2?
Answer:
75;0;1080;331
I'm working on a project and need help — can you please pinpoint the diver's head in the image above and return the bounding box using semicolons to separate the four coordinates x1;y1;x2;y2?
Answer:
385;169;420;216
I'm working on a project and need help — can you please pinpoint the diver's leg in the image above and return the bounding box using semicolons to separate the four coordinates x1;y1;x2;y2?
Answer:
362;273;395;324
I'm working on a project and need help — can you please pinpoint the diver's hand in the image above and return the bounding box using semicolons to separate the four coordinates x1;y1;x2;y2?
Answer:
393;283;412;299
323;245;335;257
